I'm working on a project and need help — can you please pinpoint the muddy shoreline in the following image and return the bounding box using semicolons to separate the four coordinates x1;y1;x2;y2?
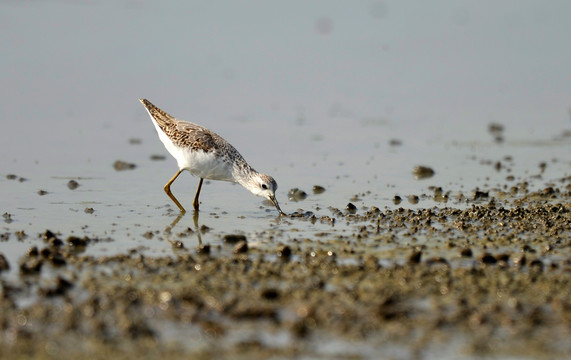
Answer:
1;180;570;359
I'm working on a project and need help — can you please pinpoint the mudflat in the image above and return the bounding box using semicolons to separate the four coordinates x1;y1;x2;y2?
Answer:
1;178;569;359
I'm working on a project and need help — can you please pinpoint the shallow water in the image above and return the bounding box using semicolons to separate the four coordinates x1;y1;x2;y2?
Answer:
1;1;570;358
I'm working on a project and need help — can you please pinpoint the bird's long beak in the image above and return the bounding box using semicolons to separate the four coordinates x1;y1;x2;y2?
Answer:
269;195;286;216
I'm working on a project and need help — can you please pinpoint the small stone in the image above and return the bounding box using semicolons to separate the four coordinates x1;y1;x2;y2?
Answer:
389;138;402;146
460;248;473;257
346;203;357;214
472;190;489;200
408;251;422;264
67;180;80;190
197;244;210;254
150;154;166;161
3;213;13;224
479;253;497;264
288;188;308;201
27;247;39;257
233;240;248;254
43;230;58;241
393;196;402;205
48;237;63;247
6;174;17;180
261;288;280;300
67;236;88;247
40;247;52;258
20;258;43;274
277;245;292;259
84;207;95;214
407;195;419;204
495;253;510;262
171;240;184;249
40;276;73;297
413;165;435;180
488;123;504;134
49;254;67;266
223;234;247;244
113;160;136;171
368;206;381;215
312;185;326;194
38;190;48;196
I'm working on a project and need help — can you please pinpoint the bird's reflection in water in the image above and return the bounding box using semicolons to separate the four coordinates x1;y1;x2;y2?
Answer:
164;210;202;248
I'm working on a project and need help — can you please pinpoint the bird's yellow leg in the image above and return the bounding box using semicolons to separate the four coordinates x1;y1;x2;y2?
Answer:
193;178;204;211
164;169;186;213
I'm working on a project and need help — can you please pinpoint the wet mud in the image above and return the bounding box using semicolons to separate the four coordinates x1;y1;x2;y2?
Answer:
0;178;570;359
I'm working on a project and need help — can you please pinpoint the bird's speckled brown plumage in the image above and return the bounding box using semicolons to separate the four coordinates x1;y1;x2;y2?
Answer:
140;98;248;169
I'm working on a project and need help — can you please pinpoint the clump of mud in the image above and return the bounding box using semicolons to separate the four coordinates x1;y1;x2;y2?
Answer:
113;160;137;171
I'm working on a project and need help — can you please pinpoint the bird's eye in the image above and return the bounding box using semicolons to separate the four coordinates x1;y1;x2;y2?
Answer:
261;184;268;190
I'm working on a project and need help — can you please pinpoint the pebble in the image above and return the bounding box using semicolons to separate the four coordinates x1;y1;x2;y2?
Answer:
407;195;419;204
288;188;308;201
472;190;489;200
113;160;137;171
389;139;402;146
413;165;435;180
197;244;211;254
460;248;473;257
277;245;292;259
346;203;357;214
67;236;88;247
407;251;422;264
233;241;248;254
27;246;39;257
67;180;80;190
312;185;326;194
3;213;13;224
479;253;497;264
19;258;43;274
260;288;280;300
150;154;166;161
223;234;247;244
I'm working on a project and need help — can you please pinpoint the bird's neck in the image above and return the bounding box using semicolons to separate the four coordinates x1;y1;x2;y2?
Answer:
234;165;259;194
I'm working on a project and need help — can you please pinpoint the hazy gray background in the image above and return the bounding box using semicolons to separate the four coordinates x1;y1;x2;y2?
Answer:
2;0;569;165
1;1;569;242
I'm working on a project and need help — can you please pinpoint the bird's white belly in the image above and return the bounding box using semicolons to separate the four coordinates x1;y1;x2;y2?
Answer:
179;148;234;181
